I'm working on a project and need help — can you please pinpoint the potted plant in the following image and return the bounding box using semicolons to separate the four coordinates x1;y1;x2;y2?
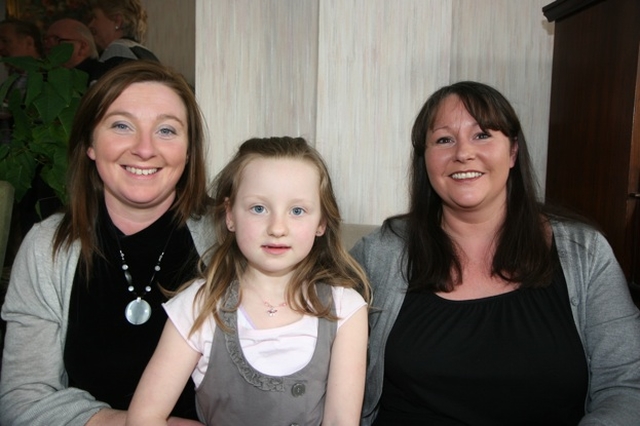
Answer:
0;43;88;209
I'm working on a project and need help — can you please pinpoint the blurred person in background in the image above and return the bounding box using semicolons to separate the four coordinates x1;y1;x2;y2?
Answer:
44;17;106;83
88;0;159;72
0;18;42;67
0;19;43;142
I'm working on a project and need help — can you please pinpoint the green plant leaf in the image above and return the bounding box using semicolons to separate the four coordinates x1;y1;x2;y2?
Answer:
0;149;36;201
69;69;89;94
7;89;30;141
33;84;67;125
24;71;44;106
48;68;73;104
31;123;67;159
40;146;68;203
59;96;81;138
0;56;42;73
31;127;55;157
0;73;19;103
0;43;86;207
46;43;74;68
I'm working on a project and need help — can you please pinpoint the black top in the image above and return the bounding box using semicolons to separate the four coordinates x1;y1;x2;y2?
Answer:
100;39;160;77
64;204;201;419
75;57;108;84
374;246;588;426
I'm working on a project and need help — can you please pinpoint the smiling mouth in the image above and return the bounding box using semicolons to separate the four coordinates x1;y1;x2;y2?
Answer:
125;166;159;176
451;171;483;180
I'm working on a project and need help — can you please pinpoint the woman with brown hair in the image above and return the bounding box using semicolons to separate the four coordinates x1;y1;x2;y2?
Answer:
0;61;212;426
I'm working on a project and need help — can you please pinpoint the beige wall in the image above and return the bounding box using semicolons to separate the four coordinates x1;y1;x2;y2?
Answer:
450;0;554;196
196;0;554;225
143;0;195;87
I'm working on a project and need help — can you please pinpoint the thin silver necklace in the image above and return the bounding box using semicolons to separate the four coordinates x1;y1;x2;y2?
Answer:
244;284;288;316
116;228;175;325
263;299;288;317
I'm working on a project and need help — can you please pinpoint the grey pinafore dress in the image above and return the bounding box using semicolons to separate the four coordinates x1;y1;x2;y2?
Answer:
195;283;337;425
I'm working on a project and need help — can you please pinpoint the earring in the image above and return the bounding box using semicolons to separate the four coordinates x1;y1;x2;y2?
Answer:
227;223;235;232
115;25;119;30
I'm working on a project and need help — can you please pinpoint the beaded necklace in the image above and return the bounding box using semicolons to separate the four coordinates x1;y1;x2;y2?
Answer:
115;227;175;325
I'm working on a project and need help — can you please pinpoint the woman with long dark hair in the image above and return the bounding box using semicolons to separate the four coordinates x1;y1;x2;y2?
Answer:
353;81;640;425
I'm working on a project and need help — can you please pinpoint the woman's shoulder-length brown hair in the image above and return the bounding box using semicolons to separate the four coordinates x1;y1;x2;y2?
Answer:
54;60;210;270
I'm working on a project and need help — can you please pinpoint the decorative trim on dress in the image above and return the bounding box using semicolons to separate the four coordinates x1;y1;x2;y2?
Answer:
220;281;286;392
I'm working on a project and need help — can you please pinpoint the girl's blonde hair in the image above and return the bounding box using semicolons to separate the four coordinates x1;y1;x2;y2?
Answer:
189;136;370;333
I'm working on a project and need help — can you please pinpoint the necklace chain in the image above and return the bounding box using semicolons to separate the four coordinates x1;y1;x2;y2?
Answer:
263;300;287;316
244;283;288;316
118;249;164;298
114;225;175;325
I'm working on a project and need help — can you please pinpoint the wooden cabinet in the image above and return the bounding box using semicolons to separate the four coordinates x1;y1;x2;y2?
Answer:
543;0;640;304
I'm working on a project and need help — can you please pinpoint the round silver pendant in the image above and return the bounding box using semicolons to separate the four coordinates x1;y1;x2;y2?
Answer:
125;297;151;325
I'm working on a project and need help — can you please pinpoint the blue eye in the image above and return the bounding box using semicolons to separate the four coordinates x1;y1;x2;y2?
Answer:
159;127;177;136
251;205;266;214
112;122;130;131
291;207;305;216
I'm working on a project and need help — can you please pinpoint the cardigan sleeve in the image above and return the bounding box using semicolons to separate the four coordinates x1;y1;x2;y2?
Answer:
580;234;640;426
569;229;640;425
350;222;408;426
0;219;109;426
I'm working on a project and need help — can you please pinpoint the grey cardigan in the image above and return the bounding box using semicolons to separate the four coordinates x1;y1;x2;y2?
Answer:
0;213;214;426
350;219;640;426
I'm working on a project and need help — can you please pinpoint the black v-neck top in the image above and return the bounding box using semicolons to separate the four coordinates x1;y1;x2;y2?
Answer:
373;246;588;426
64;205;201;419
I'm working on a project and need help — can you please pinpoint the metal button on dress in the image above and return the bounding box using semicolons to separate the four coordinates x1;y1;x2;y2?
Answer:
291;383;305;397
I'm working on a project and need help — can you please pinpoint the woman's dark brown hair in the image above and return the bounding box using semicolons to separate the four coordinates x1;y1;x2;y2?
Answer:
394;81;553;291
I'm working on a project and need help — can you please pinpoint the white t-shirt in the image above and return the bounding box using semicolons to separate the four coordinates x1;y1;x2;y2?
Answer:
163;279;367;387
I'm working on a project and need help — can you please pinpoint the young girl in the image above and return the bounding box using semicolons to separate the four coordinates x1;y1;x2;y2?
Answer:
126;137;371;426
